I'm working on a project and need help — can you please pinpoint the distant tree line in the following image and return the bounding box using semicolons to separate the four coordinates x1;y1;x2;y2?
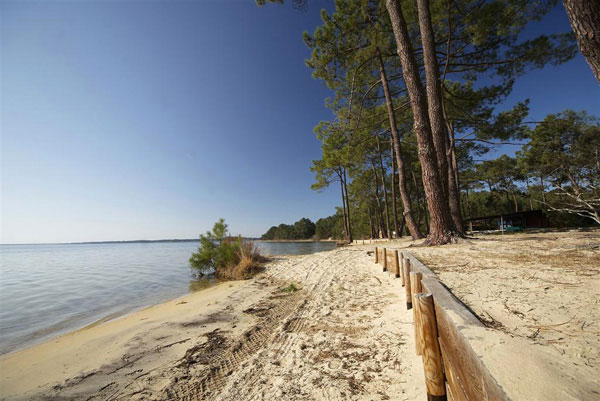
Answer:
314;110;599;240
261;218;316;240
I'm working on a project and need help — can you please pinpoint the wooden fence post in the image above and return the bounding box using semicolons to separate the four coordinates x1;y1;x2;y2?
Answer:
375;247;379;264
400;253;405;287
394;250;400;278
414;293;447;401
410;272;423;355
383;248;387;272
403;258;412;309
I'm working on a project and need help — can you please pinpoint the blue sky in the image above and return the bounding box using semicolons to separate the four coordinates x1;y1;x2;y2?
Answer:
1;1;598;243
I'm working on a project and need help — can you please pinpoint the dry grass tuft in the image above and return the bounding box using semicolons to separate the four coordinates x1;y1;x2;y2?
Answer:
219;241;267;280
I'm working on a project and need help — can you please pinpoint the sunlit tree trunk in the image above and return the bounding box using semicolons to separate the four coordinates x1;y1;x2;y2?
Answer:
339;176;349;240
446;123;464;231
390;140;400;237
415;0;449;199
342;168;353;242
376;136;392;239
371;162;386;238
385;0;455;244
375;47;423;239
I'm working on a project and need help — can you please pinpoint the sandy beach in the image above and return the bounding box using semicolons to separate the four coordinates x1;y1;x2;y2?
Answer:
0;248;425;400
390;229;600;400
2;231;599;400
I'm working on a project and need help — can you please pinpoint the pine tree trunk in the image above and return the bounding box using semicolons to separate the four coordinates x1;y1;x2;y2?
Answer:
385;0;455;244
390;141;400;237
399;216;406;237
412;169;423;229
339;177;349;240
342;169;353;242
446;126;464;232
368;205;374;239
415;0;449;199
465;183;472;218
376;136;392;239
563;0;600;82
375;46;423;239
372;163;386;238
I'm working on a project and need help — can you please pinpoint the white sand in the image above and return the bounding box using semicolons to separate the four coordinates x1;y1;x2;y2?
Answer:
0;248;425;400
386;229;600;401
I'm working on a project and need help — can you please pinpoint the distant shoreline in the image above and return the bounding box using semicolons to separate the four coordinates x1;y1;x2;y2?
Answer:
257;239;338;243
0;239;202;246
1;238;340;246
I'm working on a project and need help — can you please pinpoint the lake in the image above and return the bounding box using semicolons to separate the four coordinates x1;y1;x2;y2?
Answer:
0;240;336;355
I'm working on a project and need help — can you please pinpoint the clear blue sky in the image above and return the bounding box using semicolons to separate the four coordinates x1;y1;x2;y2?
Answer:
1;1;598;244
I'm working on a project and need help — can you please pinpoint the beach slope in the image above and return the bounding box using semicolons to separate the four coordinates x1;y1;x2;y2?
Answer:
0;248;424;400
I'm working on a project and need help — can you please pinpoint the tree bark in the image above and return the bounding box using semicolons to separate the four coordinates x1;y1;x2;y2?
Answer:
385;0;455;244
446;124;464;232
368;205;375;239
464;182;472;218
376;136;392;239
415;0;449;199
412;169;423;229
375;47;423;239
563;0;600;82
342;168;353;242
399;215;406;237
390;140;400;237
339;176;349;240
372;163;386;238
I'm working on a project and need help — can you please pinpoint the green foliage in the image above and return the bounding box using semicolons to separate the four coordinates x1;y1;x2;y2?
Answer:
190;219;264;278
315;212;344;239
261;217;316;240
259;0;587;235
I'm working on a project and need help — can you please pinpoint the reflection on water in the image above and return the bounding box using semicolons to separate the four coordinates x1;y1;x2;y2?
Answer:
0;240;335;355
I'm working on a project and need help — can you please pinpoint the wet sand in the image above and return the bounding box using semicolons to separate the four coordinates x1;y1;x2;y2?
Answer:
0;248;425;400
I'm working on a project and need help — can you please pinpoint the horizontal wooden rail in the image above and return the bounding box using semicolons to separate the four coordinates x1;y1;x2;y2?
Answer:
373;248;512;401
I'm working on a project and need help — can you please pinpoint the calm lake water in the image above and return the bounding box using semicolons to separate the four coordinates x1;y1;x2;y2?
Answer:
0;241;335;355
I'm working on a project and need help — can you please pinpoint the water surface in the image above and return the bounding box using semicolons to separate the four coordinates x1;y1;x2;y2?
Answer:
0;240;335;355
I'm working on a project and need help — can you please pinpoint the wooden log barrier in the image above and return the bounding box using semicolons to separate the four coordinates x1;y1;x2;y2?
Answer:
403;258;412;309
375;247;379;264
410;272;423;355
383;248;387;272
400;252;406;287
394;250;400;278
414;293;447;401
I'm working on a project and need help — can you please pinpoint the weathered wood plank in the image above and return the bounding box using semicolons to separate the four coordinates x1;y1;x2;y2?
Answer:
421;277;512;401
383;248;388;272
414;293;447;400
440;341;469;401
410;272;423;355
403;258;412;309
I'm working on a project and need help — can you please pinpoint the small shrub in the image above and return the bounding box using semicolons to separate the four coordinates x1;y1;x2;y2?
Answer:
190;219;265;280
280;283;299;293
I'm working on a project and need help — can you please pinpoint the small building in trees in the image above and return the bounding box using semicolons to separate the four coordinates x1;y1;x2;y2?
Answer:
465;210;549;233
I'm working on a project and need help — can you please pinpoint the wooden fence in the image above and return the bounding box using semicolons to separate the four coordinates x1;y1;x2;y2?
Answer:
374;247;512;401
